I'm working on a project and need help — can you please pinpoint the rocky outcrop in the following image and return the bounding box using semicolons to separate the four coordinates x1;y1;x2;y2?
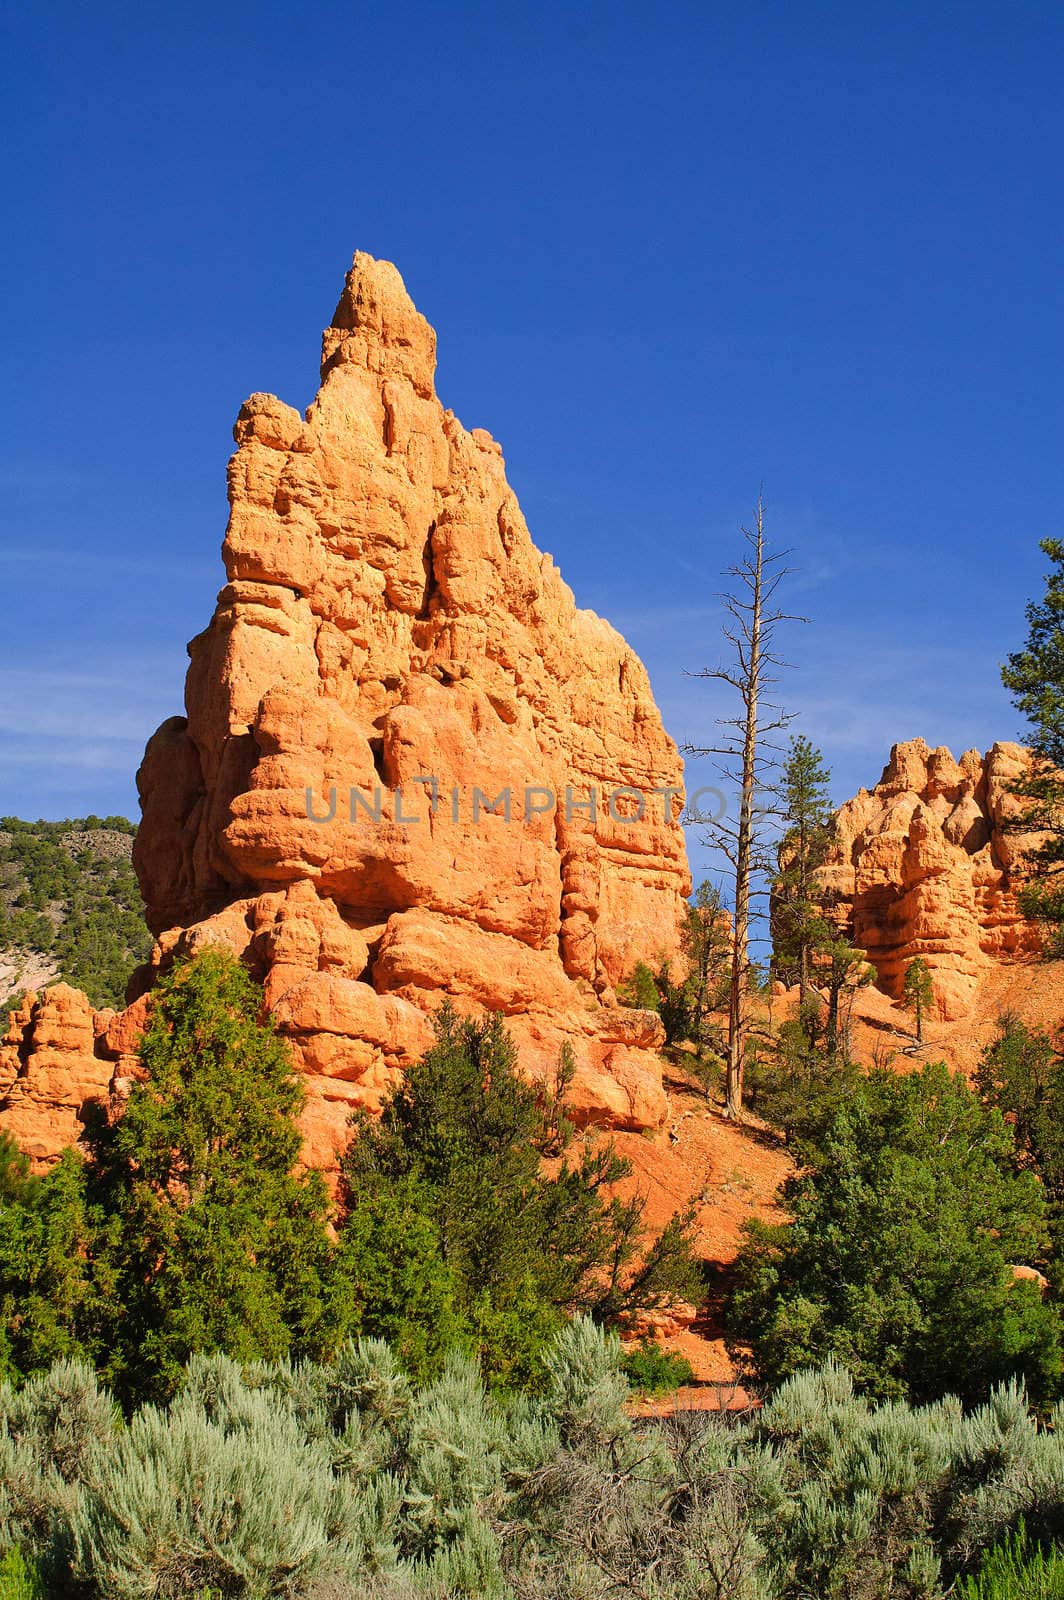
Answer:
0;987;147;1164
821;738;1041;1019
1;251;690;1170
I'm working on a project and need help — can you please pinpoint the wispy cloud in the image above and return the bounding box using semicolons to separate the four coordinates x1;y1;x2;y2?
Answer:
650;630;1018;807
3;546;216;580
0;656;183;819
0;667;179;746
0;739;146;771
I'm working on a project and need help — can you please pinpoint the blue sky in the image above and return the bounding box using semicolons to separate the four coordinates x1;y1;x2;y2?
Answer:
2;2;1061;907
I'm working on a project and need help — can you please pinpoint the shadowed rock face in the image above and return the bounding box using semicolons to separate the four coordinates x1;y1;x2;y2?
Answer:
114;252;690;1165
821;738;1042;1020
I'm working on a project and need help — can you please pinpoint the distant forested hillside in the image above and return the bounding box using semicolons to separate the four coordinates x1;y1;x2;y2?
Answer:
0;817;151;1017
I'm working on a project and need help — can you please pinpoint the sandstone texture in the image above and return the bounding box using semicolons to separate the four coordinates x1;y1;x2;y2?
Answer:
821;738;1041;1019
0;253;690;1168
0;987;147;1164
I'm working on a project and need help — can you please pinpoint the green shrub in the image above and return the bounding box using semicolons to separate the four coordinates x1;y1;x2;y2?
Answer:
956;1522;1064;1598
539;1316;631;1448
8;1333;1064;1599
1;1358;117;1484
338;1006;700;1390
730;1060;1063;1405
71;1384;375;1599
401;1350;508;1566
0;1360;116;1589
620;1339;694;1396
0;1550;44;1600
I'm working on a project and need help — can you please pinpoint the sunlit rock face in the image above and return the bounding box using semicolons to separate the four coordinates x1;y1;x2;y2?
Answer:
124;252;691;1164
0;987;147;1167
821;738;1042;1020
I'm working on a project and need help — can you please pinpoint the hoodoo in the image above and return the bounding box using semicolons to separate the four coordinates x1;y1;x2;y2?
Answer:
819;738;1041;1019
1;254;692;1166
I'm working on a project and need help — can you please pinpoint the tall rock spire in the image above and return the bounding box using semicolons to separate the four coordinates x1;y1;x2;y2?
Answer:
124;252;691;1164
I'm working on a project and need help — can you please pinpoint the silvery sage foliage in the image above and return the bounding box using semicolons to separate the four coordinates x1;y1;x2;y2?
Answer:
0;1324;1061;1598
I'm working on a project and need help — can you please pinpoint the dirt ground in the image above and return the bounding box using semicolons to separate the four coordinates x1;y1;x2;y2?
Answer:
0;951;60;1008
593;1071;792;1411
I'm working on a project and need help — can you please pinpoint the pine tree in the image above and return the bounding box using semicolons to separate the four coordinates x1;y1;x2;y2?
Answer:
822;930;873;1058
976;1015;1064;1292
680;880;731;1045
746;1012;864;1157
331;1189;465;1383
772;736;834;1007
88;948;338;1404
730;1061;1062;1405
618;961;660;1013
976;1016;1064;1195
643;882;730;1054
338;1006;699;1387
1002;538;1064;944
903;956;933;1043
769;740;870;1054
0;1150;112;1384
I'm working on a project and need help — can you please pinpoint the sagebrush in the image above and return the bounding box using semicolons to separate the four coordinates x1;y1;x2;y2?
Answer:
2;1328;1064;1598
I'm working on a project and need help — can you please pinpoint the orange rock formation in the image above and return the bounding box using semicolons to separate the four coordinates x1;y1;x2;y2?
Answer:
0;987;147;1165
821;738;1041;1019
1;253;691;1166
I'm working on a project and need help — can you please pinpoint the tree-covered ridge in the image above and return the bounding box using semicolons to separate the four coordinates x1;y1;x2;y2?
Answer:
0;816;150;1013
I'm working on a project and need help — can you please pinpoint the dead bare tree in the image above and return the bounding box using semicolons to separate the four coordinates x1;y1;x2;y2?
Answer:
684;497;802;1117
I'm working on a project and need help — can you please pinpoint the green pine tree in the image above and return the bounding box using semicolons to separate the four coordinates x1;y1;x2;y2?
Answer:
629;881;729;1058
1002;538;1064;946
746;1011;864;1158
822;932;873;1057
729;1060;1062;1405
773;735;835;1006
679;879;731;1045
771;738;870;1054
617;960;660;1013
88;948;338;1404
338;1005;700;1388
977;1015;1064;1294
903;955;934;1042
0;1146;114;1384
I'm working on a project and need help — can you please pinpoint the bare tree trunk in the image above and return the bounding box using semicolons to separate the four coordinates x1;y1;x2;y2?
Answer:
684;493;800;1121
826;970;840;1057
796;817;810;1010
725;504;765;1117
